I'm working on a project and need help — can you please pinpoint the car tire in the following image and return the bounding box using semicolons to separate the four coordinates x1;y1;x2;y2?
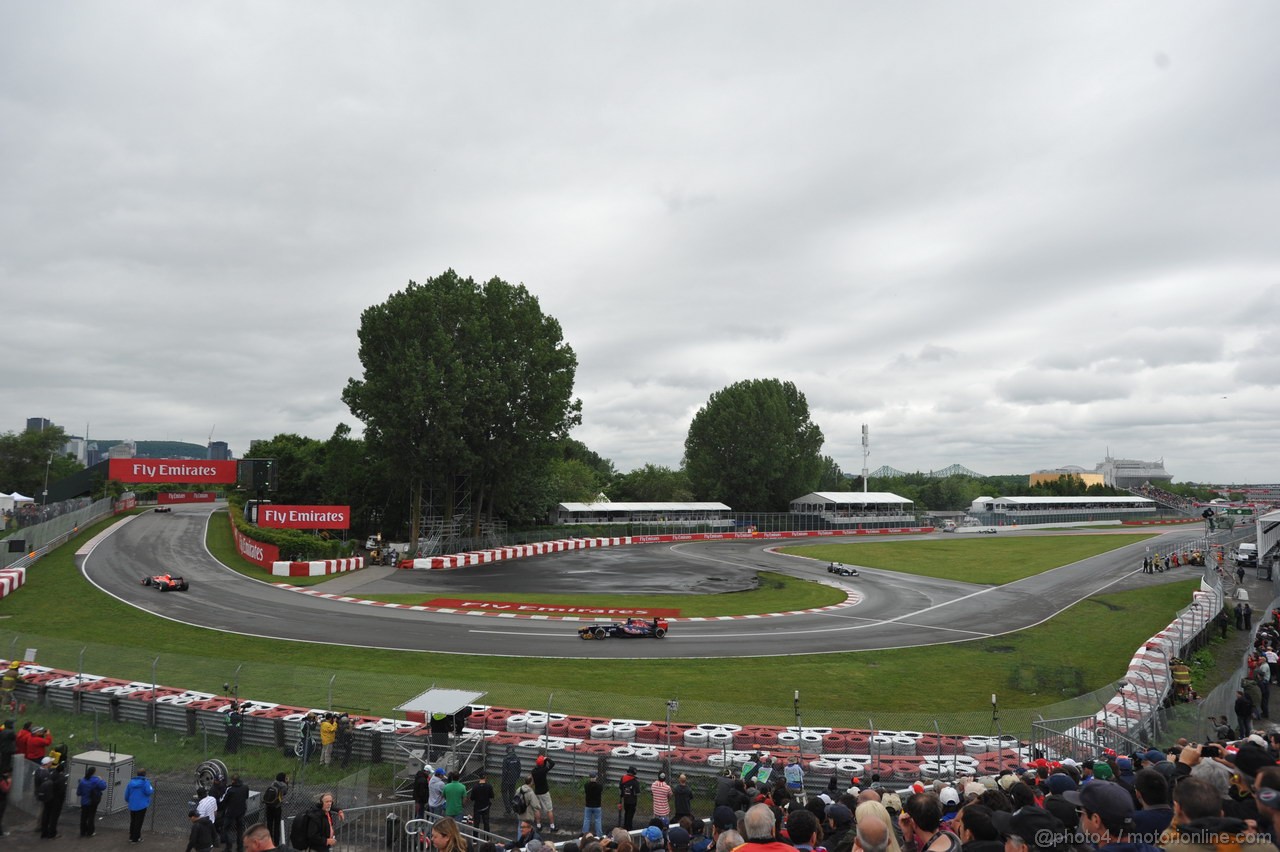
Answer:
178;582;189;591
593;627;607;639
654;627;667;638
142;577;152;587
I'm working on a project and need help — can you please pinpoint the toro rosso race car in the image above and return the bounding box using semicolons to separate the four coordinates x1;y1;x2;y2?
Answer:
579;617;669;640
142;573;189;592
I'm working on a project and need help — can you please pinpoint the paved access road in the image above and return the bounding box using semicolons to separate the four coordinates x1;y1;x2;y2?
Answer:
83;504;1213;660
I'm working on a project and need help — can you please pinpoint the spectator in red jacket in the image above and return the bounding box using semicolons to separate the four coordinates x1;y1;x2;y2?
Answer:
25;725;52;761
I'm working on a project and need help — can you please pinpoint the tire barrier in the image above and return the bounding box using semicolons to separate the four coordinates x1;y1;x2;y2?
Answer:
5;659;1061;792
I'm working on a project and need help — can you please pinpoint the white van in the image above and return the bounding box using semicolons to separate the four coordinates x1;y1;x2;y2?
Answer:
1236;543;1258;567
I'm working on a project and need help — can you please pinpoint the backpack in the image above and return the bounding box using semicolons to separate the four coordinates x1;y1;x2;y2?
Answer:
290;810;313;850
512;789;528;814
263;784;281;806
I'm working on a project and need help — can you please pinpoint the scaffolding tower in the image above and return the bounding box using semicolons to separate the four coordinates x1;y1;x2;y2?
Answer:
391;687;488;799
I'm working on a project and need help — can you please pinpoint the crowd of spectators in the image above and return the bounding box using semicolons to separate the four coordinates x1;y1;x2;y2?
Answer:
1131;485;1197;512
1;496;94;532
483;733;1280;852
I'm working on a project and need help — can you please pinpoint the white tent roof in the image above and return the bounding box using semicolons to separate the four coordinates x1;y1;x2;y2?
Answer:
9;492;34;502
396;687;486;715
557;502;731;512
986;496;1154;506
792;491;913;505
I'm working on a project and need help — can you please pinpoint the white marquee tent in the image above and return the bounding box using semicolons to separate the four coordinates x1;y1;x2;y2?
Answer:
0;492;35;513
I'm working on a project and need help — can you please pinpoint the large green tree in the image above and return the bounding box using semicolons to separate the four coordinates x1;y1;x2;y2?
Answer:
0;425;82;499
245;433;326;506
683;378;826;511
342;270;581;541
609;464;693;502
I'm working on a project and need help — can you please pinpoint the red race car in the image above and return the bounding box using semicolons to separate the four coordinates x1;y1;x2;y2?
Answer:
579;617;669;640
142;574;190;592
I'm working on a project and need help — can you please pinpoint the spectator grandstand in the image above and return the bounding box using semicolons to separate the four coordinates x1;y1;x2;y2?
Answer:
966;495;1157;526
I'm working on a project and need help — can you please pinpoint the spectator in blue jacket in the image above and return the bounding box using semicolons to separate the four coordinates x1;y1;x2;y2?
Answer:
125;768;155;843
78;766;107;836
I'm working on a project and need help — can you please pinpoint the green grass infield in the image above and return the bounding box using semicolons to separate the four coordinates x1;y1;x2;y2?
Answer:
781;533;1156;585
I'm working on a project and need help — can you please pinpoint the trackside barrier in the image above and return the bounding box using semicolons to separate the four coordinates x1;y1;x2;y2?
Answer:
1033;576;1223;758
0;566;27;600
268;557;364;577
401;527;936;569
1;495;114;570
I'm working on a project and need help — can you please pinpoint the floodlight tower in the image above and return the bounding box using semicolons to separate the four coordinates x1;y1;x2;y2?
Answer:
861;424;869;493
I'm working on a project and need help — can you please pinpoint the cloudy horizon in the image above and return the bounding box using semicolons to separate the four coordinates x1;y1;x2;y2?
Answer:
4;2;1278;485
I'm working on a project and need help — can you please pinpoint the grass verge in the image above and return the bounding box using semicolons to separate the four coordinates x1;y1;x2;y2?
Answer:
780;534;1156;585
0;515;1196;726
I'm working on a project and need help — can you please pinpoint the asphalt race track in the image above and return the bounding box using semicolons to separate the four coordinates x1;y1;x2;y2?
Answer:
83;504;1214;660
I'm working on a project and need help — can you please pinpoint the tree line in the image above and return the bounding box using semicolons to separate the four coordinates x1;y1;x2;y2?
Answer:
1;269;1222;542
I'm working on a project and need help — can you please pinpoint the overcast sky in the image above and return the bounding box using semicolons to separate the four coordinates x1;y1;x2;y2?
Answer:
4;2;1278;485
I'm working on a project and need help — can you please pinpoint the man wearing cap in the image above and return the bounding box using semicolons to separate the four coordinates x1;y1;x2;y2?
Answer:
669;825;692;852
1161;777;1271;852
125;768;154;842
785;756;807;805
38;761;67;839
502;745;523;816
1041;773;1078;833
939;786;961;821
187;807;219;852
824;803;855;852
1253;765;1280;839
736;803;793;852
1063;780;1158;852
651;771;672;826
641;825;666;851
532;752;557;832
428;767;447;819
620;766;641;830
715;770;737;809
711;805;739;844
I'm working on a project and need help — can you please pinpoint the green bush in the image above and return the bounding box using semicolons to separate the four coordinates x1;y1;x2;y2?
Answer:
225;492;355;561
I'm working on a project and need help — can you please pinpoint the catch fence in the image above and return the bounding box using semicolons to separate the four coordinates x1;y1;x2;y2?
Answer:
0;495;112;570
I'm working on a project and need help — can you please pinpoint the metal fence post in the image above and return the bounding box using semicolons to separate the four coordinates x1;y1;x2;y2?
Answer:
151;655;160;728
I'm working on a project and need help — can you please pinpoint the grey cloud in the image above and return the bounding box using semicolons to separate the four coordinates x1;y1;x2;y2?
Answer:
996;371;1130;405
5;3;1280;483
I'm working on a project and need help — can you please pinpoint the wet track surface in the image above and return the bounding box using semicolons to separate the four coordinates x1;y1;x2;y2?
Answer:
83;505;1210;659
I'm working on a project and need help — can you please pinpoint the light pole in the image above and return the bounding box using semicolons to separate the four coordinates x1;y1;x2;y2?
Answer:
41;452;53;508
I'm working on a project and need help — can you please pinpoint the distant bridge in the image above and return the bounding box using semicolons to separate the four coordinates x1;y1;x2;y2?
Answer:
867;463;987;479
